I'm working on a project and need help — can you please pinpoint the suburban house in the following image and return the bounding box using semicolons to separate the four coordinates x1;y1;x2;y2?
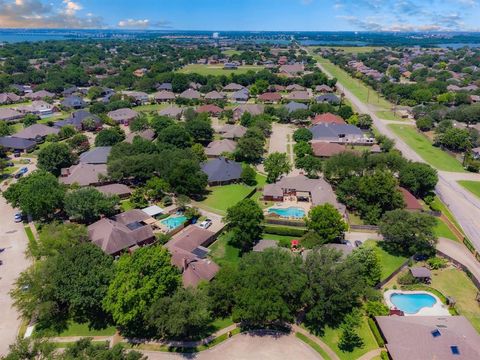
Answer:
217;124;247;139
312;142;347;158
286;84;306;92
14;124;59;141
159;105;183;119
312;112;346;125
153;90;176;103
165;226;219;287
263;175;345;214
258;92;282;104
79;146;111;164
54;110;102;131
121;91;149;105
0;136;36;153
316;94;341;105
285;101;308;113
205;139;237;157
61;95;86;109
196;104;223;117
125;129;155;144
230;88;249;103
88;210;155;256
315;85;333;93
25;90;55;100
310;123;367;144
375;316;480;360
95;183;132;199
204;90;225;101
279;63;305;76
16;101;55;117
233;104;264;121
399;187;423;211
0;92;21;105
107;108;138;125
179;88;201;100
157;83;173;91
0;108;24;122
201;157;243;186
60;163;107;186
286;91;311;102
223;83;245;91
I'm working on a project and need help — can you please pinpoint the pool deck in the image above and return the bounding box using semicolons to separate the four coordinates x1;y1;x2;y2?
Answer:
384;290;451;316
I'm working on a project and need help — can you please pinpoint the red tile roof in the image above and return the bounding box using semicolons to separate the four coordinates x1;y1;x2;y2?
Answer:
311;142;347;157
196;104;223;115
312;112;346;125
258;92;282;102
399;187;423;211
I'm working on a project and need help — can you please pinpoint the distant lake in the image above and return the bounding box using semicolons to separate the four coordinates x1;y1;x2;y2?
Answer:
438;43;480;49
0;32;76;43
298;40;368;46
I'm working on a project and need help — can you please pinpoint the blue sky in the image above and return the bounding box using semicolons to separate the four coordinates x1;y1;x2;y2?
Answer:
0;0;479;31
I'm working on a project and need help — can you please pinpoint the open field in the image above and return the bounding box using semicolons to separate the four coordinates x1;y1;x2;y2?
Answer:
458;180;480;199
178;64;264;76
363;240;407;281
388;124;465;172
222;49;243;56
310;46;381;54
431;268;480;332
320;316;379;360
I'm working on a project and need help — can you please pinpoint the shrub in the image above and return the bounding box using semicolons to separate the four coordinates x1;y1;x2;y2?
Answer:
368;318;385;347
263;225;307;237
365;301;389;317
162;196;173;207
427;257;447;270
381;350;389;360
398;271;416;285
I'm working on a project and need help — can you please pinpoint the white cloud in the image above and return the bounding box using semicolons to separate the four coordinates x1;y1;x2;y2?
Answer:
118;18;151;28
62;0;82;16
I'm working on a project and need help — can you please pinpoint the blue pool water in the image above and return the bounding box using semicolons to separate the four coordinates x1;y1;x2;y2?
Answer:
268;207;305;219
161;216;187;230
390;293;437;314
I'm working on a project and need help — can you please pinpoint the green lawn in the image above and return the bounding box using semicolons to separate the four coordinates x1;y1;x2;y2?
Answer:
431;268;480;332
311;46;381;54
363;240;407;281
36;321;116;337
295;333;332;360
431;196;465;237
320;316;379;360
434;218;458;242
198;183;255;215
120;199;134;211
223;49;243;56
24;226;35;243
388;124;465;172
376;110;404;121
134;103;169;113
458;181;480;199
209;231;241;267
178;64;264;76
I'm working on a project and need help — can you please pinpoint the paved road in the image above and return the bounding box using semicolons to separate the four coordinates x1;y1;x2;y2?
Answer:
0;196;30;356
141;332;323;360
437;237;480;283
313;56;480;250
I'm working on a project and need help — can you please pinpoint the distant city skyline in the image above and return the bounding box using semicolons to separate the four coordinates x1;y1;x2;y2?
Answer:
0;0;479;32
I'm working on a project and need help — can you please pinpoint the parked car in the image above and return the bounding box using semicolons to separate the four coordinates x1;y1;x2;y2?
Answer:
13;152;21;158
19;167;28;174
14;172;23;179
199;219;212;229
354;240;362;248
14;213;23;223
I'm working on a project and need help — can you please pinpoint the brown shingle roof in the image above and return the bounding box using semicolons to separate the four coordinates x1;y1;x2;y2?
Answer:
399;187;423;211
196;104;223;115
312;142;346;157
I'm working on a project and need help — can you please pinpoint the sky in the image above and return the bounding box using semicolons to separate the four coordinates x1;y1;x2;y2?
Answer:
0;0;479;32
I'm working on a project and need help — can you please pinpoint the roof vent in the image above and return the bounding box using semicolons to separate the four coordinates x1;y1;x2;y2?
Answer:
431;329;441;338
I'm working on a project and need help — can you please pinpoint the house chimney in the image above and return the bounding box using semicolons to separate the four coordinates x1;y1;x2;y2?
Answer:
182;257;188;271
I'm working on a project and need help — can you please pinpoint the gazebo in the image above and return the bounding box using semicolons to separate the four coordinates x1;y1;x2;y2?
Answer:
410;267;432;284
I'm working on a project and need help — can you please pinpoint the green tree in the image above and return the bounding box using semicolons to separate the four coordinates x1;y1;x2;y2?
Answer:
191;143;207;162
293;128;313;143
23;114;39;127
129;116;149;132
64;187;119;224
158;124;192;148
296;155;323;178
235;136;264;164
2;338;55;360
148;287;211;339
294;141;313;159
348;247;382;286
95;127;125;147
145;177;170;200
3;171;65;220
399;162;438;197
151;116;174;135
357;114;373;129
264;152;291;183
67;133;90;153
338;310;364;352
185;119;214;144
103;246;180;335
166;159;208;197
0;121;12;136
380;209;437;256
38;143;77;176
305;204;347;247
225;198;264;252
241;165;257;186
416;117;434;131
58;125;76;140
129;187;149;209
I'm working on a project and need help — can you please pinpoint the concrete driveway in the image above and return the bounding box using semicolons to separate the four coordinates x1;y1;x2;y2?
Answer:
0;196;30;356
140;332;323;360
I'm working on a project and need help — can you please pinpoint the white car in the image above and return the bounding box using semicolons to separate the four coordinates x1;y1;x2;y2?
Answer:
199;219;212;229
14;213;23;223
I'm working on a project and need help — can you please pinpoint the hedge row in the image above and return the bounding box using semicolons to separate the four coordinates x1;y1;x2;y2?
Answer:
263;225;307;237
368;318;385;347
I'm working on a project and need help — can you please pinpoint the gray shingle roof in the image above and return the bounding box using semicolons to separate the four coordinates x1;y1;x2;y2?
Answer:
309;123;363;140
316;93;340;104
285;101;308;113
201;157;242;183
79;146;112;164
15;124;59;140
0;136;36;151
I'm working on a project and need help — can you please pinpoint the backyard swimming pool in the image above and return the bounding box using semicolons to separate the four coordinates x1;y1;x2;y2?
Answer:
161;216;187;230
268;207;306;219
390;292;437;314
